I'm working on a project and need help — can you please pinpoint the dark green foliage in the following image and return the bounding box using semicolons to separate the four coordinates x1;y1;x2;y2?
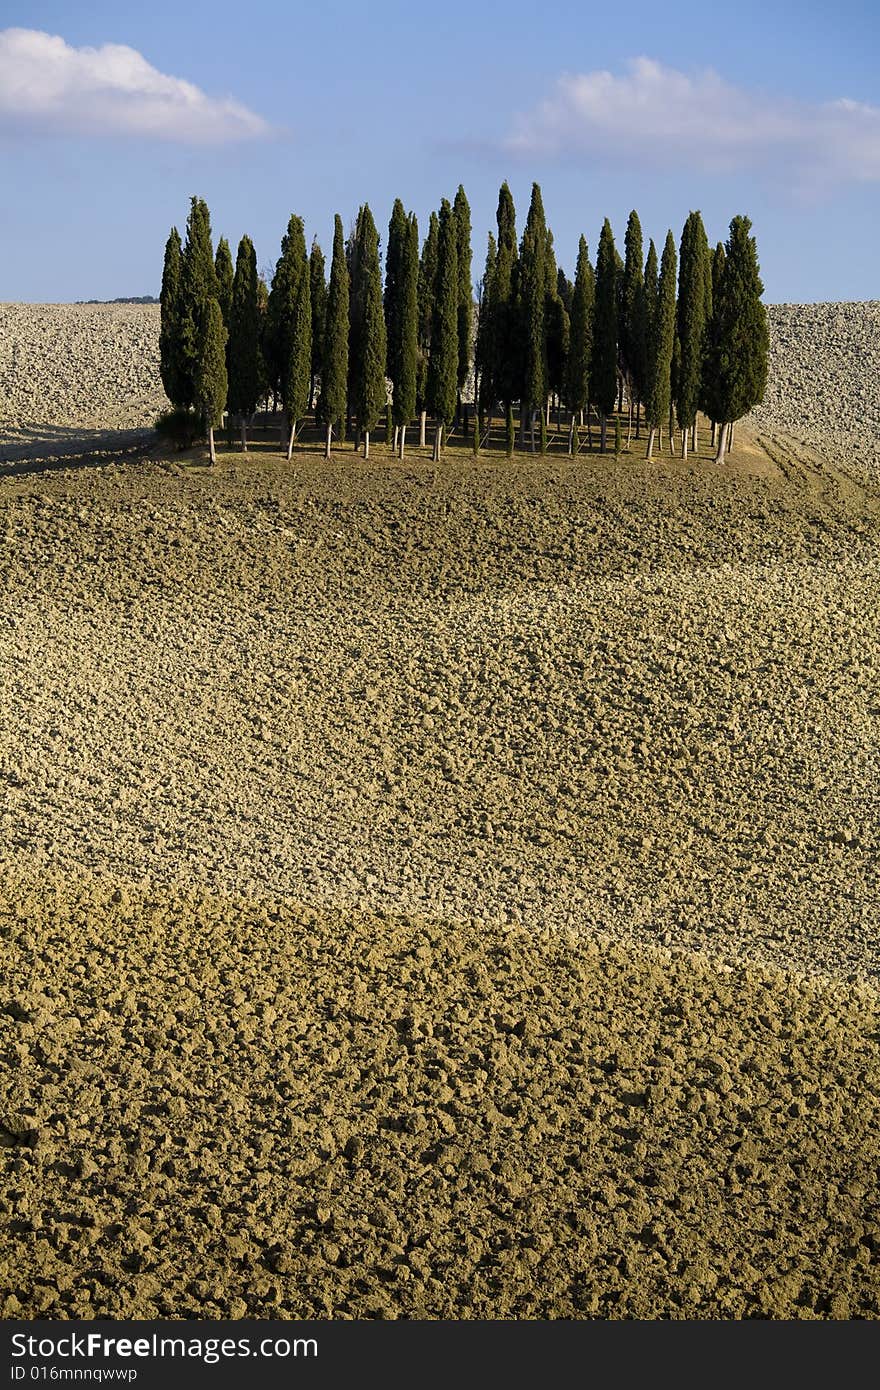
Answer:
676;211;710;434
392;214;419;428
195;297;228;429
426;198;459;428
318;214;350;429
269;216;311;431
309;238;327;402
178;197;218;410
350;204;387;435
705;216;769;429
646;231;677;430
416;211;439;412
556;266;573;314
519;183;549;418
566;236;594;416
492;182;519;408
453;185;473;393
543;228;569;414
384;199;408;383
622;211;645;399
214;238;234;327
592;218;619;420
159;227;185;408
474;233;496;415
154;407;202;450
266;216;304;404
227;234;261;420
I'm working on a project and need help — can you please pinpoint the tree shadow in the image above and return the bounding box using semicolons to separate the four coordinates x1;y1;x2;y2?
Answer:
0;425;154;477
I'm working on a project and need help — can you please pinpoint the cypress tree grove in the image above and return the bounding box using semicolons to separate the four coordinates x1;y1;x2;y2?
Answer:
317;214;350;459
593;218;619;452
426;198;459;460
395;213;419;458
416;211;439;447
645;232;677;460
214;238;234;328
227;234;261;451
195;297;228;465
272;215;311;459
350;204;387;458
309;238;327;411
519;183;548;451
675;211;710;459
566;235;594;454
706;216;769;464
621;211;645;440
159;227;185;408
453;185;473;422
178;196;218;412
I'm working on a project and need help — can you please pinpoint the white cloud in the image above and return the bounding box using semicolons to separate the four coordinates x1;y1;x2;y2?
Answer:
507;58;880;187
0;28;271;143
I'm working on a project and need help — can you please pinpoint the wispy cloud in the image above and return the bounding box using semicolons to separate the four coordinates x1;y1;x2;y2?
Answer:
506;58;880;189
0;28;271;143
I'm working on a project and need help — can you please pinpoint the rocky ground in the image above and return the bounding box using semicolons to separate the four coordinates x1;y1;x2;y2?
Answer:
1;302;879;1319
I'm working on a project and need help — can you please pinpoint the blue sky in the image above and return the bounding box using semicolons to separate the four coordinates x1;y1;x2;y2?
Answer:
1;0;877;302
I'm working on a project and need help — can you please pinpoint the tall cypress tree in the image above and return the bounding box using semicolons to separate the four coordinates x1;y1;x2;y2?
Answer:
384;198;408;448
621;211;645;438
566;235;594;454
519;183;549;450
593;218;619;452
214;238;234;328
266;215;300;427
645;231;677;460
178;196;218;412
706;216;769;464
227;234;261;451
309;238;327;411
195;298;227;465
492;182;519;427
426;198;458;460
675;211;710;459
317;214;350;458
350;204;387;457
394;213;419;457
159;227;185;408
416;210;439;447
474;232;497;430
269;215;311;459
453;185;473;418
702;242;727;441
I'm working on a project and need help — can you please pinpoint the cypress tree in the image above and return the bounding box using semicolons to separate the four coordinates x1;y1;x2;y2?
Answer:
159;227;185;408
566;236;594;454
645;232;677;460
426;197;459;460
519;183;548;451
394;213;419;458
544;229;569;433
474;232;497;431
622;211;645;439
676;211;710;459
195;297;228;465
453;185;473;413
593;218;619;452
703;242;727;443
384;199;408;402
269;215;311;459
492;182;519;428
317;214;350;459
706;216;769;464
178;196;218;411
214;238;234;327
416;210;439;447
309;238;327;411
267;216;302;433
227;234;261;451
350;204;387;457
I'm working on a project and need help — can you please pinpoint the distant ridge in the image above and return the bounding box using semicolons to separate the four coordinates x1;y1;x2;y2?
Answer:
75;295;159;305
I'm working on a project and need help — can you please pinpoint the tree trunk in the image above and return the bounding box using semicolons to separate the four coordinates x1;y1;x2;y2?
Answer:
568;415;575;456
600;413;607;454
627;395;633;446
325;422;333;460
364;430;370;460
646;427;656;461
208;425;216;465
586;402;593;450
286;420;296;461
240;417;247;452
715;423;727;464
433;423;443;461
399;423;406;460
545;397;551;428
693;421;698;452
419;410;427;447
681;426;688;460
393;424;399;453
728;421;734;450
